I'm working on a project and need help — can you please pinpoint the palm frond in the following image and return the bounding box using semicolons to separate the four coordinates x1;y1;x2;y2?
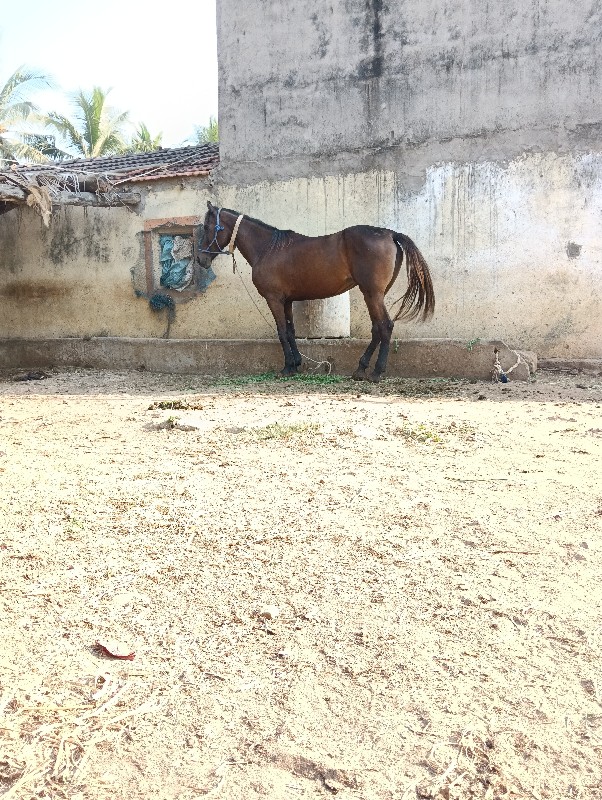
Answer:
194;116;219;144
0;66;53;164
45;112;90;156
47;86;130;158
0;66;51;108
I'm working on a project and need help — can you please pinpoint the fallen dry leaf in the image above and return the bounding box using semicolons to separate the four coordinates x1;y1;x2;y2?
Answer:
94;639;136;660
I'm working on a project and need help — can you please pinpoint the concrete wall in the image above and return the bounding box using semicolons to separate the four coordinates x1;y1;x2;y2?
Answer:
211;155;602;358
213;0;602;359
218;0;601;180
1;202;150;340
1;154;600;360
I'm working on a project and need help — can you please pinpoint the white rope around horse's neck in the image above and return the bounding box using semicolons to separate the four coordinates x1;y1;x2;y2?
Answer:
228;214;244;254
226;214;244;274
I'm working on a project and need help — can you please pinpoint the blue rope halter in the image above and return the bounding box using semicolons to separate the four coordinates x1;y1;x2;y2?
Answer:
200;207;231;256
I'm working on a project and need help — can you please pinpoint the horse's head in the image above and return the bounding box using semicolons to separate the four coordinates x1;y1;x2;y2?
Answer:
198;202;234;264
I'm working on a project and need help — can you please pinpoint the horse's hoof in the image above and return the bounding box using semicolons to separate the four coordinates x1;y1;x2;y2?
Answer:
366;372;382;383
352;369;366;381
279;367;298;378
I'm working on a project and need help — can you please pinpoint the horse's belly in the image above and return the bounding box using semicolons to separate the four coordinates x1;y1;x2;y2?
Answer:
288;276;355;301
285;262;355;301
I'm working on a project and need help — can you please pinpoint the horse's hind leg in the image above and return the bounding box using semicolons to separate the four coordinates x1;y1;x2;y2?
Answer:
353;323;380;381
355;293;394;383
265;296;299;376
284;301;302;368
370;316;394;382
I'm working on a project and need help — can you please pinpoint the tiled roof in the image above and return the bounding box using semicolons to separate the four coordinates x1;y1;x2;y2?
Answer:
4;143;220;184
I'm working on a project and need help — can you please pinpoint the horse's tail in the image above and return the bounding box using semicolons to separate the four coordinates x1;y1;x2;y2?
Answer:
391;233;435;322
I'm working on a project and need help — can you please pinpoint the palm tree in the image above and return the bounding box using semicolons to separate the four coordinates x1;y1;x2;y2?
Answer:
194;115;218;144
0;66;52;166
45;86;129;158
21;133;65;161
122;123;163;154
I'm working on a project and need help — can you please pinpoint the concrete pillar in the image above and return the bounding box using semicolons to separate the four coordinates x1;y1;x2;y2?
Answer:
293;293;351;338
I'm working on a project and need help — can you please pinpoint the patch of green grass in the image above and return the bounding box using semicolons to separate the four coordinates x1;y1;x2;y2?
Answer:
148;399;203;410
288;372;347;385
177;372;467;398
382;378;463;397
394;422;443;443
212;371;347;387
212;372;280;386
393;418;477;444
250;422;320;440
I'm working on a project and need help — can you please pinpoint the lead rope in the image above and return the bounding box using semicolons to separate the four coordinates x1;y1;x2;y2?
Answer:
234;271;332;374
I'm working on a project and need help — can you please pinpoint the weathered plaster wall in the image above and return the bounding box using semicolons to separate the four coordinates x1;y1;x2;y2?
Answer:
218;0;602;182
214;151;601;358
210;0;602;359
1;150;600;358
0;204;148;339
0;178;267;341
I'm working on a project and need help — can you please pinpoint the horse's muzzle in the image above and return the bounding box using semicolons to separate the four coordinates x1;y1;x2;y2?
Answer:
196;252;214;269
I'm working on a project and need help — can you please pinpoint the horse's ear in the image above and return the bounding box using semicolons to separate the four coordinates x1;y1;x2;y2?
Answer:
207;201;214;211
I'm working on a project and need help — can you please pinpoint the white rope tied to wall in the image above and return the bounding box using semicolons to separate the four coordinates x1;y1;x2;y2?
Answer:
492;347;523;383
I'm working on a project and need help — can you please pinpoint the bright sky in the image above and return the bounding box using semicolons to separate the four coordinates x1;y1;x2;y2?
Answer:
0;0;219;149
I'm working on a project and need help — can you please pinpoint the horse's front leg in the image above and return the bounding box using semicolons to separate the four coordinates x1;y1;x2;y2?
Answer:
265;297;299;376
284;300;302;369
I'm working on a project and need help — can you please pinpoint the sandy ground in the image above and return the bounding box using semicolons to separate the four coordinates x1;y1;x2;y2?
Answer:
1;367;601;800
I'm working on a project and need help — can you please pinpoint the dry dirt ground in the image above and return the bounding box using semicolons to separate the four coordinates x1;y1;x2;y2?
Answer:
1;366;602;800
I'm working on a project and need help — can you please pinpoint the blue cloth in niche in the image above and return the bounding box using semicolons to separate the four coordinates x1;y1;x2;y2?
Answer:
159;234;193;290
158;233;216;293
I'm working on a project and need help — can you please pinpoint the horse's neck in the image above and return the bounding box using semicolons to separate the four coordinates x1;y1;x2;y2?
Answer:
232;217;274;267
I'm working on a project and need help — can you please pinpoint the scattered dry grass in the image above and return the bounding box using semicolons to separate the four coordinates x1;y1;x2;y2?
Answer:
1;368;601;799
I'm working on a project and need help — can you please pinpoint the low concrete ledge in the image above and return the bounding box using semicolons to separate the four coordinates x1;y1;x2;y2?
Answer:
538;358;602;376
0;337;534;381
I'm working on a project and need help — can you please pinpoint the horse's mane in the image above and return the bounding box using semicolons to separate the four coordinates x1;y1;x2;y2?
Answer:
219;208;303;252
220;208;277;233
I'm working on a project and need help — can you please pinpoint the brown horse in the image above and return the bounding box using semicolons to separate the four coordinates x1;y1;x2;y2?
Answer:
199;202;435;382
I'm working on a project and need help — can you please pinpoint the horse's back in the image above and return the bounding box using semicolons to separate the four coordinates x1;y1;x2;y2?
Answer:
342;224;396;243
341;225;399;262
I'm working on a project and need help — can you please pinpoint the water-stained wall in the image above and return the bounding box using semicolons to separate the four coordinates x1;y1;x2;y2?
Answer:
0;204;145;339
1;150;600;358
214;151;602;358
218;0;601;180
212;0;602;358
